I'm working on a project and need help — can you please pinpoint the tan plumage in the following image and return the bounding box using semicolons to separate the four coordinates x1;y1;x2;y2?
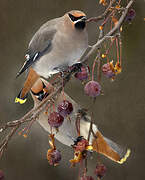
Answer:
15;10;88;103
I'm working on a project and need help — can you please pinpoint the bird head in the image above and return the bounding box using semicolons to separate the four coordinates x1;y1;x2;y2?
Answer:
66;10;87;30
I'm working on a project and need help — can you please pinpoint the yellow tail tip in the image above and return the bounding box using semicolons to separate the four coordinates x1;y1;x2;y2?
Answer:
15;97;27;104
117;149;131;164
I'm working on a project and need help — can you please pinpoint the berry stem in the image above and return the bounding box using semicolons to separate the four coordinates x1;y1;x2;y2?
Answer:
119;38;122;66
97;50;101;83
116;37;120;63
19;117;36;137
92;50;101;81
97;58;101;83
107;56;109;63
75;115;80;136
105;38;115;62
92;59;96;81
101;10;115;27
53;103;56;112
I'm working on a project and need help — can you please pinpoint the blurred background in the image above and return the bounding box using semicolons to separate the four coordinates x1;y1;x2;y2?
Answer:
0;0;145;179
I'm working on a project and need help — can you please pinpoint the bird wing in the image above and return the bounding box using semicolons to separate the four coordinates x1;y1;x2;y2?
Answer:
16;19;58;77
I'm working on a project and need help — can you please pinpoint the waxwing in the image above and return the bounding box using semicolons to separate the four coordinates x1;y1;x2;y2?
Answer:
15;10;88;104
31;78;130;164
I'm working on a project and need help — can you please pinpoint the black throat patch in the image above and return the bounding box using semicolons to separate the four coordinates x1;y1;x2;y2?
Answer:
75;21;86;30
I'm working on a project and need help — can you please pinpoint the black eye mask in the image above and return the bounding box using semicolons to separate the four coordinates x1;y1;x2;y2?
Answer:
68;13;85;22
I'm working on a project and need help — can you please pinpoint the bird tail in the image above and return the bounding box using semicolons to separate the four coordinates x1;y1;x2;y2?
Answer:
15;68;39;104
92;130;131;164
15;89;28;104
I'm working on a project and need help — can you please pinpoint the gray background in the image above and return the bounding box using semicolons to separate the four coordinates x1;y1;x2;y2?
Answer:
0;0;145;179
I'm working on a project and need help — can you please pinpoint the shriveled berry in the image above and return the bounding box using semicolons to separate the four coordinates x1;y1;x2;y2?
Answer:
48;112;64;128
0;170;4;180
74;136;84;145
74;138;89;152
102;63;115;78
84;81;101;97
95;164;107;178
47;149;61;166
57;100;73;117
74;65;90;81
81;175;94;180
125;9;136;22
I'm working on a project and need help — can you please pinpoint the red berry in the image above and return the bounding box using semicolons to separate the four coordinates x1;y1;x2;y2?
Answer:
95;164;107;178
84;81;101;97
125;9;136;22
48;112;64;128
81;175;94;180
57;100;73;117
0;170;4;180
47;149;61;166
74;66;90;81
102;63;115;78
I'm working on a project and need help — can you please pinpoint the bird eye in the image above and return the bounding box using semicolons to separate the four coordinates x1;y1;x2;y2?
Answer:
68;13;84;22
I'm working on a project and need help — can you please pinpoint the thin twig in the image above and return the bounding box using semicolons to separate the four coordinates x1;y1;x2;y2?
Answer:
86;0;116;23
0;125;20;158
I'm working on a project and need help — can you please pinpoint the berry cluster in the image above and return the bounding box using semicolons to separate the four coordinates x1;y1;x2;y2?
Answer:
48;100;73;129
47;101;73;166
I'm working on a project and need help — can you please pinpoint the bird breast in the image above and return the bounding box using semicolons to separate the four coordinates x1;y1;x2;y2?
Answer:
33;28;88;78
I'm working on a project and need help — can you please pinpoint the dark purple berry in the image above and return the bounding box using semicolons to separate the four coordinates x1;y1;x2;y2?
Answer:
74;138;89;152
125;9;136;22
57;100;73;117
74;66;90;81
81;175;94;180
0;170;4;180
47;149;61;166
95;164;107;178
102;63;115;78
48;112;64;128
84;81;101;97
